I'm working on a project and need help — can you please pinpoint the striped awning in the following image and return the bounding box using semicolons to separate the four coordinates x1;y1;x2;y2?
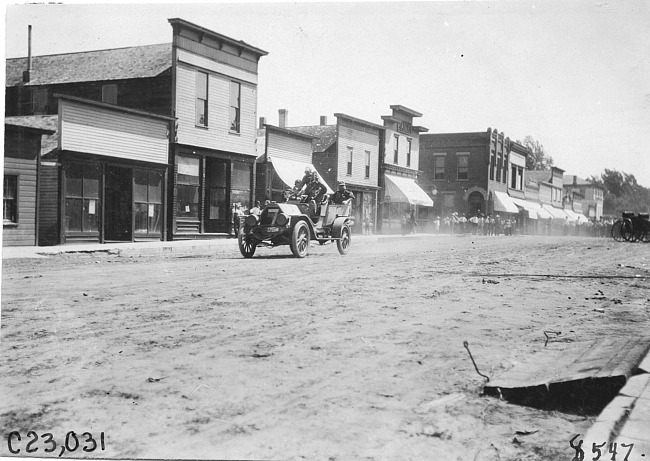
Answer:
385;174;433;207
493;191;519;214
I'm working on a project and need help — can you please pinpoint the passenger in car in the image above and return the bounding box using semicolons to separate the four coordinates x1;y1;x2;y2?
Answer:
330;181;355;204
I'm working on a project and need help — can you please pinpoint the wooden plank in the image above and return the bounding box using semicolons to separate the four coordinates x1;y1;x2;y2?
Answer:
487;339;650;390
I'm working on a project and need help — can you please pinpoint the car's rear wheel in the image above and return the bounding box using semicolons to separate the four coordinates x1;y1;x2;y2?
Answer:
238;227;256;258
290;221;310;258
337;225;350;255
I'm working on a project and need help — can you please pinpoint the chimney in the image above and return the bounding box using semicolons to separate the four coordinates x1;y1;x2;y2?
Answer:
23;25;32;83
320;116;327;126
278;109;288;128
259;116;266;129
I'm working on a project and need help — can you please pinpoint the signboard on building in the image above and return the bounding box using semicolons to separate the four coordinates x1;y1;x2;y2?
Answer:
397;121;412;135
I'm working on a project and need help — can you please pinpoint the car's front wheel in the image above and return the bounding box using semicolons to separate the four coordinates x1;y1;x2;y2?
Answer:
290;221;310;258
337;225;351;255
238;227;257;258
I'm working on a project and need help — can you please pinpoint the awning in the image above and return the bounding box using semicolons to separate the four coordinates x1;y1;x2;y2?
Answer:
564;209;588;223
384;174;433;207
511;197;539;219
493;191;519;214
536;205;553;220
542;204;569;220
269;156;333;194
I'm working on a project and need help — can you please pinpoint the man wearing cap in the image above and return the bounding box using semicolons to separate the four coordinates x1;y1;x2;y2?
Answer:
330;181;355;204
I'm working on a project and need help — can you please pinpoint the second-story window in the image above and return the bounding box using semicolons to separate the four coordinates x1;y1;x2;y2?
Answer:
502;156;508;184
457;154;469;180
496;154;502;182
434;155;445;180
196;71;208;127
511;165;517;189
230;81;241;133
102;84;117;105
518;167;523;190
406;139;412;167
347;147;353;175
393;135;399;164
490;151;496;181
365;151;370;178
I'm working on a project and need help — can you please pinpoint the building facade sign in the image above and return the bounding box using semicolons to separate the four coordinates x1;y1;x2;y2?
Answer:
396;121;412;135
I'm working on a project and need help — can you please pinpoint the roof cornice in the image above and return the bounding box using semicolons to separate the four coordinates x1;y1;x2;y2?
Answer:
168;18;268;57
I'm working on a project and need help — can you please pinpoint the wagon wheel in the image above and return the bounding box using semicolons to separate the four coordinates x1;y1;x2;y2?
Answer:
336;225;351;255
290;221;310;258
622;220;636;242
611;220;624;242
642;222;650;243
238;227;257;258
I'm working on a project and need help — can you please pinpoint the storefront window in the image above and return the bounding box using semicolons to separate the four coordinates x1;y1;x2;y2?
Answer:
3;175;18;223
177;156;200;219
65;163;99;233
134;170;163;234
231;161;251;210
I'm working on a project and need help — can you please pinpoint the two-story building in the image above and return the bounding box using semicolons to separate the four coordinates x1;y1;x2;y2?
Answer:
289;113;384;233
378;105;432;233
563;174;604;220
419;128;529;223
526;167;573;226
4;18;267;244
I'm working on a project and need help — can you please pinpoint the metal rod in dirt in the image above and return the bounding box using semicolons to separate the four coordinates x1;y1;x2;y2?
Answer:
464;341;490;382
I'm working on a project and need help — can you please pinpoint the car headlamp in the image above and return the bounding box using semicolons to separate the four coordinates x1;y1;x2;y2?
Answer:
245;215;258;227
276;213;289;226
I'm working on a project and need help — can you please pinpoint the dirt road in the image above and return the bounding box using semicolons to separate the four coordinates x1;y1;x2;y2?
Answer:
1;235;649;460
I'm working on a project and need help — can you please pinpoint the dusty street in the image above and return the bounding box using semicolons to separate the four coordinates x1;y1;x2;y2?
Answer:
1;235;649;460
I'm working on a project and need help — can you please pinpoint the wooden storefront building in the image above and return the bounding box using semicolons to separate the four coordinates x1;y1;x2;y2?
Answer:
3;122;54;246
4;17;268;244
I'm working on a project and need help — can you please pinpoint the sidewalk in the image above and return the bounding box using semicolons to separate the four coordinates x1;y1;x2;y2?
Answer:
582;352;650;458
1;232;444;259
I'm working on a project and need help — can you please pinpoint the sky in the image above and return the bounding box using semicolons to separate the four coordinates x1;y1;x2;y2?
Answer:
3;1;650;187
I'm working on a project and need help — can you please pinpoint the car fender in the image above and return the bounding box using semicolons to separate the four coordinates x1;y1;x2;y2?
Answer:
291;215;318;239
331;217;352;238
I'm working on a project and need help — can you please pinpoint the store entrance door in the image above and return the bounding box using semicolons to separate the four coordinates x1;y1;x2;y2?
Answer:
204;158;229;233
105;166;133;241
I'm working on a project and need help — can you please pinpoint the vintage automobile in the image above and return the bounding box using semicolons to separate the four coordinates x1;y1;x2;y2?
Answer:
238;198;353;258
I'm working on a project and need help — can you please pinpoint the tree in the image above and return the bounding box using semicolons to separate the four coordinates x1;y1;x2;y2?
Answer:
590;169;650;216
520;136;554;171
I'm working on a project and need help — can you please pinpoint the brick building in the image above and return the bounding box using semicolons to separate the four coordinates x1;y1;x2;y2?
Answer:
419;128;529;222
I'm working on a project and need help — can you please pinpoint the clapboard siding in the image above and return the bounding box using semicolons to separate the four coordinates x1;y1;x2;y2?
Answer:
267;131;313;163
38;164;60;246
337;121;380;188
3;157;38;246
60;100;169;164
175;63;257;156
386;130;421;172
